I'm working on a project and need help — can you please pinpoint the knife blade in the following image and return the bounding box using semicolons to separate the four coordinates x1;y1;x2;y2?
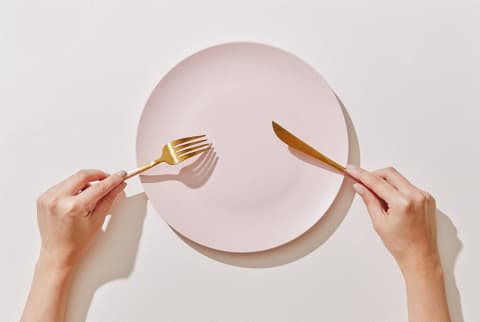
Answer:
271;121;345;173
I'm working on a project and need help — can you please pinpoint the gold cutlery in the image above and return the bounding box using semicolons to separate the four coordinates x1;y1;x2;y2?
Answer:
126;135;211;179
272;121;345;173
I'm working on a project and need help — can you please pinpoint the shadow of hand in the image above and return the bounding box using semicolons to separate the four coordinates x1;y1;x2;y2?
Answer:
66;192;148;322
437;210;464;322
140;149;218;188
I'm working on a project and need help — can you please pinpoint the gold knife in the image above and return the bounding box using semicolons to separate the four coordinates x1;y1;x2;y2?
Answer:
272;121;346;173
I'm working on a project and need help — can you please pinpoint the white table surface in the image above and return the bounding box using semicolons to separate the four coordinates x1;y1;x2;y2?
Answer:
1;1;478;321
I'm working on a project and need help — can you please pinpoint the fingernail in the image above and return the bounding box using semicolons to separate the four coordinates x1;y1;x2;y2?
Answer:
353;183;366;195
114;170;127;177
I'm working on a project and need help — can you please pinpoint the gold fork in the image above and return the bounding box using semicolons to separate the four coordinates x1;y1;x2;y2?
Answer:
125;135;211;179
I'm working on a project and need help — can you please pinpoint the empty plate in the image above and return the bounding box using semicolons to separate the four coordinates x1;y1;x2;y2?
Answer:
136;42;348;252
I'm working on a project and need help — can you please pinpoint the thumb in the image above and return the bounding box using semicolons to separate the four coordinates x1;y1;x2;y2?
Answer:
353;183;386;224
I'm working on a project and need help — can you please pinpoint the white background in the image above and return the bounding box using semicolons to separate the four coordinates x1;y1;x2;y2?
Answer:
1;0;478;321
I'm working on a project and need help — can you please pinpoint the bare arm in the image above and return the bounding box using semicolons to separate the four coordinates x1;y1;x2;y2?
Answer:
21;255;75;322
346;166;450;322
21;169;126;322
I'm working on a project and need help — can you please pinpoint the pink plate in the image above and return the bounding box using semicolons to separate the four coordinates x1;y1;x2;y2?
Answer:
136;42;348;252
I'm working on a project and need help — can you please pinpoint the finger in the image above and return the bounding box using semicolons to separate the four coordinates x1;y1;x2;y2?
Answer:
373;167;417;195
91;182;127;222
353;183;386;231
77;171;126;206
61;169;109;195
75;182;92;195
346;166;400;203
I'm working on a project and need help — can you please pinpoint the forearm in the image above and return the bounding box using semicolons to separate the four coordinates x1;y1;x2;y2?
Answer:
402;260;451;322
20;253;76;322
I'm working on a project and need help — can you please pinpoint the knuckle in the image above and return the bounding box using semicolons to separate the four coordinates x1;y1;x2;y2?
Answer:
386;166;397;174
64;199;79;213
62;199;89;216
358;170;373;182
46;196;60;212
370;175;384;187
423;192;436;206
397;197;414;211
412;192;427;203
375;166;396;176
423;192;433;202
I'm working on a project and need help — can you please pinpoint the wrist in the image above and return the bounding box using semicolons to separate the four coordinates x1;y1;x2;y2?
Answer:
37;250;79;279
399;253;443;280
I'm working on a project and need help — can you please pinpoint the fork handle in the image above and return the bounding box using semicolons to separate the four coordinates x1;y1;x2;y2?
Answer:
125;163;156;180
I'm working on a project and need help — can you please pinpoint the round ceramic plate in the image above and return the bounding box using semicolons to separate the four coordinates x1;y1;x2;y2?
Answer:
136;42;348;252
